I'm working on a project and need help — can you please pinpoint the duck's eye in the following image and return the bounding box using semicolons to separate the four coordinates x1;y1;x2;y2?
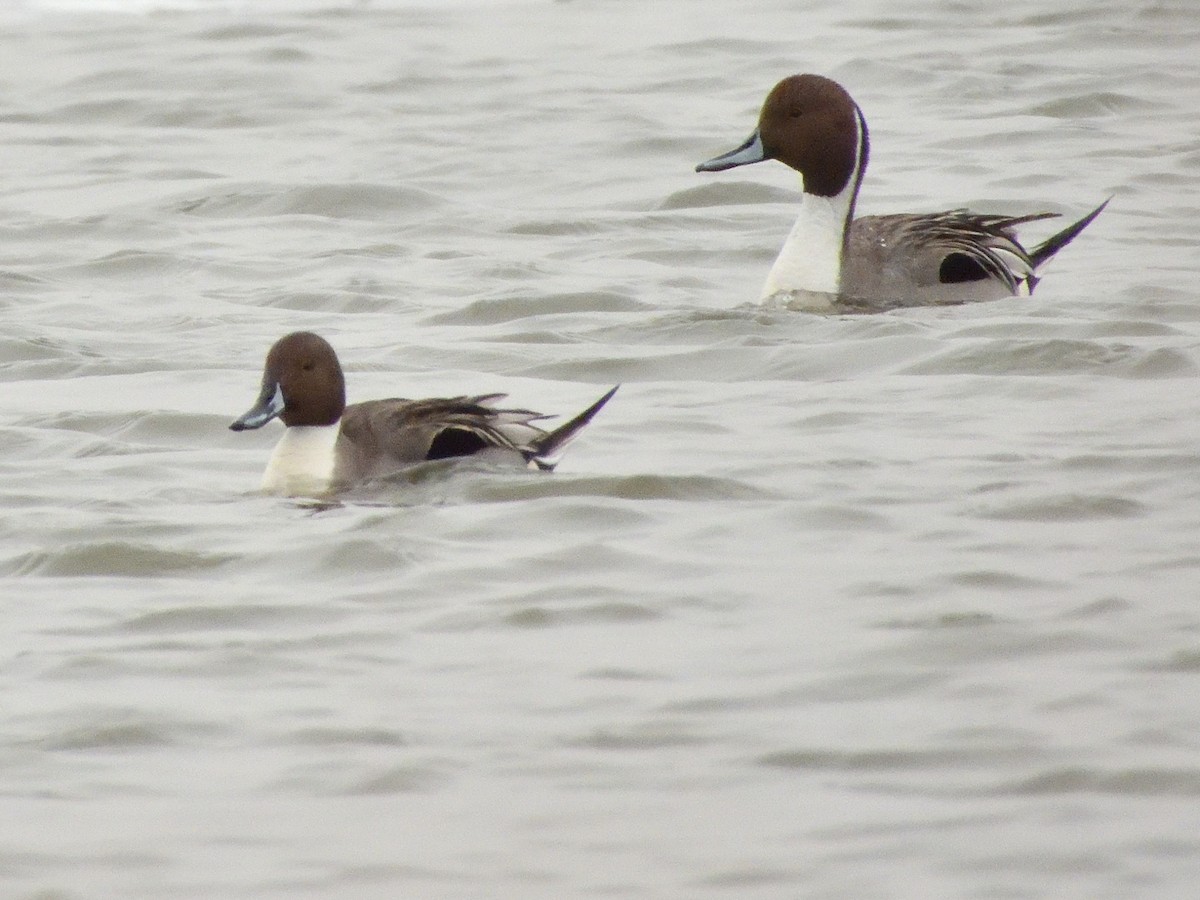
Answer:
302;361;315;372
789;108;803;119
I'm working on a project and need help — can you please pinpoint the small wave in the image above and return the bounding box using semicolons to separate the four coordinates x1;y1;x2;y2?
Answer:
51;250;209;281
29;708;221;752
420;584;663;634
280;727;409;748
902;338;1198;378
118;603;313;633
1142;649;1200;673
269;759;456;797
0;270;51;296
1000;767;1200;796
569;722;707;750
759;745;1027;772
0;334;71;365
424;290;648;326
975;493;1145;522
460;473;774;504
503;600;659;629
659;182;793;210
1025;92;1165;118
174;182;443;220
8;542;233;577
505;218;605;237
879;611;1001;630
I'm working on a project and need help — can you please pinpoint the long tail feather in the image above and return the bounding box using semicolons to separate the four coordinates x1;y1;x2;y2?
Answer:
524;385;619;470
1030;197;1111;272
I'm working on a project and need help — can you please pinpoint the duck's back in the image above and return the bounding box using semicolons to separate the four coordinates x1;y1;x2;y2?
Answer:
333;396;549;484
839;211;1051;307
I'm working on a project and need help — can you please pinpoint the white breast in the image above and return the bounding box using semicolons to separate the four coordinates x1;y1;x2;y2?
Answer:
260;425;340;497
761;185;858;301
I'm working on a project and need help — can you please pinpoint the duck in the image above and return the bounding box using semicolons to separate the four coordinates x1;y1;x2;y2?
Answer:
695;73;1107;307
229;331;618;496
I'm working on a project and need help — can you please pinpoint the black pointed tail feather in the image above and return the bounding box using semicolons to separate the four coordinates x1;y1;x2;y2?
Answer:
1029;197;1110;273
525;385;619;471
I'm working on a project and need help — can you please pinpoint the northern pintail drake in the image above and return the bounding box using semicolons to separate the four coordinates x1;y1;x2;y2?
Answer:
230;331;618;497
696;73;1108;307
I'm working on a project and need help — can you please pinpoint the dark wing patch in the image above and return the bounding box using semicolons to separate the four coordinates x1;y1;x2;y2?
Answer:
938;252;988;283
916;210;1058;292
380;395;549;461
426;427;489;460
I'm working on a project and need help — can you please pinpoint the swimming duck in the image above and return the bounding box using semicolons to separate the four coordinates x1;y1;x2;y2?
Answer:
696;73;1107;307
230;331;617;496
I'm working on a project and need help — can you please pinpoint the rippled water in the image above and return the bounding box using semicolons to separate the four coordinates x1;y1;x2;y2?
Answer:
2;0;1200;897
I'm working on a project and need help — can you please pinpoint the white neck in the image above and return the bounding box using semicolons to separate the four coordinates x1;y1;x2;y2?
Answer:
760;182;855;300
761;105;865;302
260;424;340;496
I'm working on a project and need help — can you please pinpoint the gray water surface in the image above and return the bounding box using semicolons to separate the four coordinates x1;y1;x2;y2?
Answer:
2;1;1200;897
